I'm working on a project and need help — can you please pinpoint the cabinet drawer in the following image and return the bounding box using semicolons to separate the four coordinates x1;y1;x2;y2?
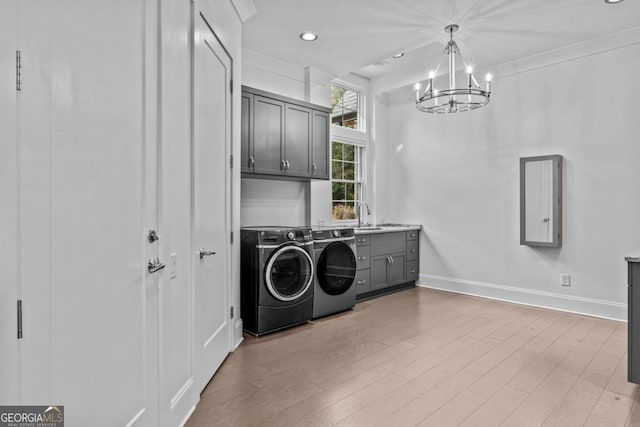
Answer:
407;230;419;241
356;245;370;270
406;260;419;281
370;232;405;256
355;269;370;295
407;240;419;261
355;234;370;247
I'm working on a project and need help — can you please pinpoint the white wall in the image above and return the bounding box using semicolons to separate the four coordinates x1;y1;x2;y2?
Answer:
376;41;640;320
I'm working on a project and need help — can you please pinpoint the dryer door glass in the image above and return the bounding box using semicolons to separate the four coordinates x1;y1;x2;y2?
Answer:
317;242;357;296
266;245;314;302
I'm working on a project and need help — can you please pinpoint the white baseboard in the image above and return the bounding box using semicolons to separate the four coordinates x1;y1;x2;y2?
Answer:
178;405;196;427
418;274;627;322
233;319;244;350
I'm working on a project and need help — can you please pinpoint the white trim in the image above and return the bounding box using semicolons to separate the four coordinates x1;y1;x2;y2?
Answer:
170;378;195;410
331;126;368;147
418;273;627;322
230;0;257;23
178;405;197;427
242;47;305;83
233;319;244;350
125;409;146;427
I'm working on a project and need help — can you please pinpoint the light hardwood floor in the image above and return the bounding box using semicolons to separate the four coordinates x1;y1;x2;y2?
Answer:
186;288;639;427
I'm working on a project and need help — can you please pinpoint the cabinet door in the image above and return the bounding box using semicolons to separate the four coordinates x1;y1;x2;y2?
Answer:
240;91;254;173
312;110;330;179
253;95;284;175
370;256;389;291
630;263;640;383
284;103;312;177
389;254;406;285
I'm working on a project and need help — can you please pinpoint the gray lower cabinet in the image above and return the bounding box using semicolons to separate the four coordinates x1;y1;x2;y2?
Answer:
371;253;406;291
241;86;330;180
629;260;640;383
356;230;420;297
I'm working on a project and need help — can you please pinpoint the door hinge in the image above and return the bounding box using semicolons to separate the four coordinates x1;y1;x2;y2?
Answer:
230;306;234;319
17;300;23;339
230;155;233;169
230;80;233;94
16;50;22;91
230;231;234;244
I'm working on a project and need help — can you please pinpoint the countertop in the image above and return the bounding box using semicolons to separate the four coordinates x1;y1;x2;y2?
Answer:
352;224;422;235
627;249;640;263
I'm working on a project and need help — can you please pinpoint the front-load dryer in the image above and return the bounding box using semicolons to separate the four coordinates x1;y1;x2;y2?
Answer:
240;226;314;335
311;227;357;319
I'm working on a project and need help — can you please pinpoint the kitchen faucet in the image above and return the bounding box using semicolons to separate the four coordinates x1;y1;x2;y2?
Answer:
357;201;370;227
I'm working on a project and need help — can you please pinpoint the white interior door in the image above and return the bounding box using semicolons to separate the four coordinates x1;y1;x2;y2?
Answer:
192;11;232;393
0;0;18;404
15;2;158;425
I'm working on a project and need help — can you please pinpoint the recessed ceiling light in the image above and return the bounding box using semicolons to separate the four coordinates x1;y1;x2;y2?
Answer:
605;0;623;3
299;32;318;41
392;53;405;59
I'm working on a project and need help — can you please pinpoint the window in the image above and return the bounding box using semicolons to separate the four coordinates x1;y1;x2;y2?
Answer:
330;80;367;222
331;141;363;221
331;84;360;130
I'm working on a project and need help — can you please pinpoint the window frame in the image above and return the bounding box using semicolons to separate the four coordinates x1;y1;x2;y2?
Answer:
331;141;365;223
330;78;368;224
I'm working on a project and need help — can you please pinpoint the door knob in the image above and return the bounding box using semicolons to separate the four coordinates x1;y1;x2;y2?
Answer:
199;248;216;259
148;258;165;274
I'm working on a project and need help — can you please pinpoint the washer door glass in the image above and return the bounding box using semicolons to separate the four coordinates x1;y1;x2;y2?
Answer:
265;245;314;302
317;242;357;296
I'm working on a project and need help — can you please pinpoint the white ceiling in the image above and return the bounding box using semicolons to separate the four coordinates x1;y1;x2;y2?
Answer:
243;0;640;89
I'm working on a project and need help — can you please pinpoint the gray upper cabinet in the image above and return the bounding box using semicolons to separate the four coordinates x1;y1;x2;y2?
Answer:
241;86;331;180
253;95;285;175
284;104;312;177
312;110;330;179
240;92;254;173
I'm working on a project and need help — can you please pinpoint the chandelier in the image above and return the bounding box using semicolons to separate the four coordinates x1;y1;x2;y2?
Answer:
415;24;492;114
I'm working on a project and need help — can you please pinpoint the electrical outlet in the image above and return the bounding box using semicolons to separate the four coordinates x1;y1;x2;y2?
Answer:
170;253;178;279
560;274;571;287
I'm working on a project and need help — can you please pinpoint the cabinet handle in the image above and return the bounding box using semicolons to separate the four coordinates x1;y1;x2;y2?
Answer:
357;280;367;284
312;163;317;175
286;160;290;171
410;233;416;238
387;256;391;264
281;159;286;172
411;249;416;253
410;269;416;273
249;155;255;170
358;256;366;260
359;238;367;243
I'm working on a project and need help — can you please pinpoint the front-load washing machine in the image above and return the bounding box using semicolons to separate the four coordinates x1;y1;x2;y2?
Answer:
311;227;357;319
240;226;314;335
